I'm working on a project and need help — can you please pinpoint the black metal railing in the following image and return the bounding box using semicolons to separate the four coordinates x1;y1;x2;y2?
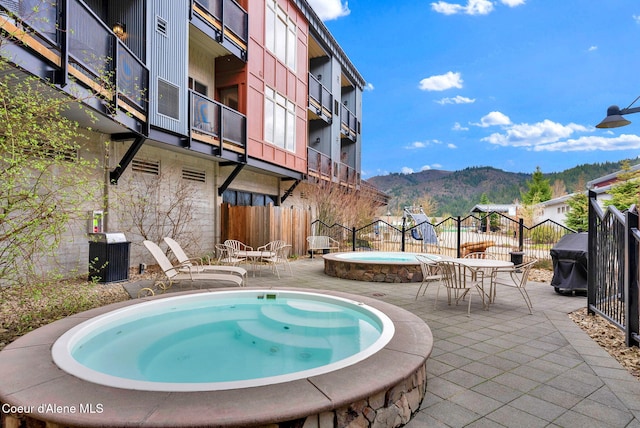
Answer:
308;73;332;120
0;0;149;124
190;90;246;151
311;213;574;262
192;0;248;53
340;104;357;141
307;147;332;180
588;190;640;347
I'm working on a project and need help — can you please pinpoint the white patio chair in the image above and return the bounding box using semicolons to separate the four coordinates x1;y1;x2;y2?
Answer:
414;254;443;301
489;259;537;314
463;251;496;259
216;244;247;266
142;240;243;296
437;260;487;316
164;237;247;286
260;244;292;278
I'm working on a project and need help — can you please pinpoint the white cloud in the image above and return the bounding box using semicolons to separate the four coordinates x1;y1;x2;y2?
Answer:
500;0;525;6
365;82;375;91
436;95;476;105
588;45;598;52
452;122;469;131
431;0;494;15
432;0;524;15
401;167;415;174
307;0;350;21
634;15;640;24
532;134;640;152
419;71;463;91
482;119;589;147
421;165;432;171
447;143;458;149
405;141;427;149
474;111;512;128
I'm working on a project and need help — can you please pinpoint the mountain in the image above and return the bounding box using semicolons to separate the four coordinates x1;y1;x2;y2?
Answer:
368;159;639;216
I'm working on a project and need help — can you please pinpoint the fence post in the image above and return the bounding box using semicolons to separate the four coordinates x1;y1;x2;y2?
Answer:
456;216;461;258
518;218;524;251
401;216;406;252
625;210;639;347
352;227;356;252
587;190;597;315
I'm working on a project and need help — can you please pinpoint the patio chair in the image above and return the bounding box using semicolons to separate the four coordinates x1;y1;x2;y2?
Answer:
260;244;292;278
224;239;253;257
143;240;243;294
437;260;487;316
463;251;496;259
489;259;537;314
414;254;443;301
216;244;247;266
164;237;247;286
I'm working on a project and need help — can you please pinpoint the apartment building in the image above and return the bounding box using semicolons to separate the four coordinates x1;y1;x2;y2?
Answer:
0;0;372;275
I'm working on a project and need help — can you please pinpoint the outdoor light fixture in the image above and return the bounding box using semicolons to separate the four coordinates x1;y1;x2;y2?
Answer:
596;96;640;129
112;22;126;40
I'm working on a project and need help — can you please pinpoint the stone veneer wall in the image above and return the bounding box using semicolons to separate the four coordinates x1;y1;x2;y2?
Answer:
1;360;428;428
274;361;427;428
324;259;424;283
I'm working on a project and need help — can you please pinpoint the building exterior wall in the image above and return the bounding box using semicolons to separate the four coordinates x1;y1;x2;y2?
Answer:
0;0;370;281
246;0;308;174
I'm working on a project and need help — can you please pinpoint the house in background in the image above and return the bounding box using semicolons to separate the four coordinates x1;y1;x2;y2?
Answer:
533;164;640;227
0;0;382;277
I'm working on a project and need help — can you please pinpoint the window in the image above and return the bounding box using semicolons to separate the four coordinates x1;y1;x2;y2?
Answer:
265;0;297;70
157;78;180;120
264;87;295;152
189;78;208;97
223;190;277;206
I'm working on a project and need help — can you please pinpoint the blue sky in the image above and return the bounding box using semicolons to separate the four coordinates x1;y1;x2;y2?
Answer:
307;0;640;178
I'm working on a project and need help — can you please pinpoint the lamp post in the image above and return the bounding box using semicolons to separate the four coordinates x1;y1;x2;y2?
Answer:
596;97;640;128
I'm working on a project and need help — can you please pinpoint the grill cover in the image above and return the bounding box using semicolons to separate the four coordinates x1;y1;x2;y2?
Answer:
550;232;588;291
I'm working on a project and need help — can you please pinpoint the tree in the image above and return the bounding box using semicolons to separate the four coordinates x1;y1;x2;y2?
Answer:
306;180;379;228
522;166;552;204
604;161;640;211
110;170;201;254
0;60;101;285
565;193;589;232
551;179;567;199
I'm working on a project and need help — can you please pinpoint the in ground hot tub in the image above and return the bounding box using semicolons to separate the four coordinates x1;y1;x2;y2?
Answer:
323;252;441;282
0;288;433;428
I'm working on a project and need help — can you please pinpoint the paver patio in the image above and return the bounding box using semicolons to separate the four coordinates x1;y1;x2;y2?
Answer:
124;257;640;427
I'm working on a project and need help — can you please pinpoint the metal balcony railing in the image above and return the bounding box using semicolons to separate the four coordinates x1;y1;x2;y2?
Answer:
308;73;332;121
0;0;149;125
190;90;246;154
340;104;357;141
307;147;332;181
192;0;248;59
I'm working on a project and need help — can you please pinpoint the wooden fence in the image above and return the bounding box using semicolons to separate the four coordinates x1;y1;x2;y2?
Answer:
220;204;311;256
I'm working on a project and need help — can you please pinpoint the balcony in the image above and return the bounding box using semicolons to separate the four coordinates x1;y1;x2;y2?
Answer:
0;0;149;134
191;0;248;61
340;104;357;142
337;162;358;188
190;90;246;161
307;147;332;181
308;73;332;123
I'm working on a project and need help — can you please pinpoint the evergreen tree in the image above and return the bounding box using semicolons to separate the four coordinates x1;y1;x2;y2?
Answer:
565;193;589;232
522;166;552;204
604;161;640;211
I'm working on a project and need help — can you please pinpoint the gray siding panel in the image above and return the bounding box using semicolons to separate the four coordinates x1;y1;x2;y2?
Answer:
149;0;189;135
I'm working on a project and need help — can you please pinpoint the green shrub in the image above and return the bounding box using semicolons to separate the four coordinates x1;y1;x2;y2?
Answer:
530;225;558;245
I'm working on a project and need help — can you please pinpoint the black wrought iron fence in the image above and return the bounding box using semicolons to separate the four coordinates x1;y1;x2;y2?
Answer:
588;190;640;347
311;213;574;262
